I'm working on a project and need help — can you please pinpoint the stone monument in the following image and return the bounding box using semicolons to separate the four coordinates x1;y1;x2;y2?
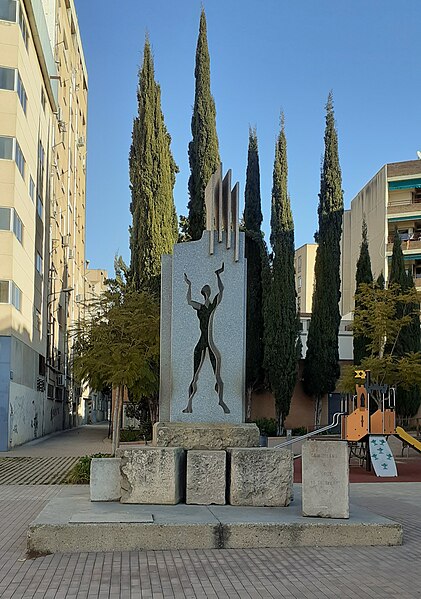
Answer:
154;164;260;450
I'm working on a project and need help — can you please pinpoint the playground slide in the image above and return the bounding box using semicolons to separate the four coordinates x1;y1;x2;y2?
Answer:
395;427;421;454
369;436;397;477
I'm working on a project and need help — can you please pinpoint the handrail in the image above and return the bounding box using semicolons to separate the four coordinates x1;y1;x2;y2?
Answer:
273;412;345;449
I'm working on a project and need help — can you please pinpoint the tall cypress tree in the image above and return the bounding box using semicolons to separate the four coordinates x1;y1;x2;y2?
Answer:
129;38;178;292
187;8;220;240
303;93;344;424
263;116;299;431
244;128;265;394
353;220;373;364
388;230;421;417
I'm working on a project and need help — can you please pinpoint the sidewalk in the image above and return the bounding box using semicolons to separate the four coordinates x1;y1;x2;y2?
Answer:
0;423;112;458
0;483;421;598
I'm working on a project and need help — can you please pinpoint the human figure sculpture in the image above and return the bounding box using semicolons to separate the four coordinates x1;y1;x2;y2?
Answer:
183;263;229;414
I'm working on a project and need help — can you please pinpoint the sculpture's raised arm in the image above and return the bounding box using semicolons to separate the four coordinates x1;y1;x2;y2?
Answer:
184;273;201;310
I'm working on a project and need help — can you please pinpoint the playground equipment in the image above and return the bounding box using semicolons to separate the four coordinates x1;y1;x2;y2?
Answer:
276;370;420;477
341;370;421;476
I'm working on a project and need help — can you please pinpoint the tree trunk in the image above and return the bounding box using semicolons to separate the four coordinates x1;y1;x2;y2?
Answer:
111;386;122;456
148;394;159;424
314;395;322;428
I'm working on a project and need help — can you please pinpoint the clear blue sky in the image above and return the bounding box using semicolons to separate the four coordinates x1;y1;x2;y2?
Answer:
74;0;421;275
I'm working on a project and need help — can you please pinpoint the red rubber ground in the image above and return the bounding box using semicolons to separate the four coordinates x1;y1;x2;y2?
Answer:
293;455;421;483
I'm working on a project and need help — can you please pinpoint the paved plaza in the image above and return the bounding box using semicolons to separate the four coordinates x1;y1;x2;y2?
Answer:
0;426;420;598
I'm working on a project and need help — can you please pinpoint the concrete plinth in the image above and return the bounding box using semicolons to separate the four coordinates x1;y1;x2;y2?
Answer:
117;447;185;505
90;458;121;502
186;450;226;505
302;440;349;518
153;422;259;450
229;448;293;507
27;486;403;555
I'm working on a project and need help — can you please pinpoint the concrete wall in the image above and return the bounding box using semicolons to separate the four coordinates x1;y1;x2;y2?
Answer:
295;244;317;314
341;166;387;316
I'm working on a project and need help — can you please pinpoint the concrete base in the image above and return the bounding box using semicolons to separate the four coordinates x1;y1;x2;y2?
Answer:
27;486;402;555
153;422;259;450
90;458;121;502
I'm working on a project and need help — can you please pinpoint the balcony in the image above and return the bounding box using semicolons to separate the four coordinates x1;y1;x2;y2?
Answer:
386;235;421;253
388;200;421;215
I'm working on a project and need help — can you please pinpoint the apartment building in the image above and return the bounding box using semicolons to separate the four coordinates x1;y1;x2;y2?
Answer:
0;0;88;450
341;160;421;317
294;243;317;315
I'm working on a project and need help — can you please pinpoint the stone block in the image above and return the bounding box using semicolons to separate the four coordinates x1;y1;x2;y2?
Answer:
229;448;293;507
302;440;349;519
186;450;226;505
154;422;259;450
117;447;185;504
90;458;121;502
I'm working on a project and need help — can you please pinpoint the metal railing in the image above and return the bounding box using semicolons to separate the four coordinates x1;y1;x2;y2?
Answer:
273;412;344;449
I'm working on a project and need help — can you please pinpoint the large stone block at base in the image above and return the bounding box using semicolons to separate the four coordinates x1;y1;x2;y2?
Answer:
229;448;293;507
154;422;259;450
117;447;185;504
90;458;121;502
186;450;226;505
302;440;349;519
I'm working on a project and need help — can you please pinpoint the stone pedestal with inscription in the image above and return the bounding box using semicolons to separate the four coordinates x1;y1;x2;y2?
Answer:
302;440;349;518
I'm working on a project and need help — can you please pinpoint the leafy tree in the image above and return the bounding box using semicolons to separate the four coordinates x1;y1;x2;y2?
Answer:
353;220;373;364
263;116;299;432
187;8;220;240
303;92;344;425
72;263;160;455
340;282;421;404
244;128;265;399
388;230;421;417
129;37;178;293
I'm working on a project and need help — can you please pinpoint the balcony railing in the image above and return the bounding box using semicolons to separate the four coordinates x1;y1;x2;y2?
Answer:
387;236;421;252
388;200;421;214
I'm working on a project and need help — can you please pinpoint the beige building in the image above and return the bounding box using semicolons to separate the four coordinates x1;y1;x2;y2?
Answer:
0;0;88;449
341;160;421;317
79;268;110;424
294;243;317;314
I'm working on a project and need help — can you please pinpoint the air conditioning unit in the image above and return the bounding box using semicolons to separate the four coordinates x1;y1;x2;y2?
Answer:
62;234;70;247
68;249;74;260
57;374;65;387
56;106;62;121
76;294;83;303
77;136;85;147
58;120;67;133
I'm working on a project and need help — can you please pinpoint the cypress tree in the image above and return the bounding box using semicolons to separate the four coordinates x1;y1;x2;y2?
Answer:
244;128;265;394
353;220;373;365
263;116;299;431
303;93;344;425
388;230;421;417
187;8;220;240
129;38;178;292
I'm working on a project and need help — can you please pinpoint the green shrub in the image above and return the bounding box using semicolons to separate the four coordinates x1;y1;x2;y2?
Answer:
120;422;152;442
64;453;111;484
253;418;277;437
292;426;307;436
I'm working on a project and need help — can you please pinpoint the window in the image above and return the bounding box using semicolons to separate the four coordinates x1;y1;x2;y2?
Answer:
297;275;302;289
15;140;25;178
18;4;28;49
29;176;35;201
11;282;21;310
297;255;302;273
16;72;26;113
0;66;15;90
36;251;43;274
41;88;46;112
0;136;13;159
0;0;16;22
0;280;9;303
13;209;22;243
37;195;43;219
0;207;11;230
